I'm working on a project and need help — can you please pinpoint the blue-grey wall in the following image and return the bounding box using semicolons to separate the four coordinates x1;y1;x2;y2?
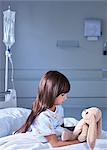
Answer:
0;1;107;130
0;3;3;92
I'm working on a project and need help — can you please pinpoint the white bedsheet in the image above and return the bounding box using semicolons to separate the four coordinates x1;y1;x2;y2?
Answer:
0;131;107;150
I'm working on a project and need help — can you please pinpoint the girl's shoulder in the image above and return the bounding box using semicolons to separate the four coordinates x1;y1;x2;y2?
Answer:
37;105;64;121
37;109;51;120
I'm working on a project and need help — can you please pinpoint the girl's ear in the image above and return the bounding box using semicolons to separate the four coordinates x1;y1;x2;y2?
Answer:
87;115;97;150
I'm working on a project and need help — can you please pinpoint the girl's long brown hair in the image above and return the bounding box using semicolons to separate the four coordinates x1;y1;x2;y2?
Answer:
16;70;70;133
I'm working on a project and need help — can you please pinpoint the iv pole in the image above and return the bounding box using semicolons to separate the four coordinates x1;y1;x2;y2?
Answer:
3;6;16;106
3;6;15;92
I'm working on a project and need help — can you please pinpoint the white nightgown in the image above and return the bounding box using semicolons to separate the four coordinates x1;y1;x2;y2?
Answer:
29;105;64;142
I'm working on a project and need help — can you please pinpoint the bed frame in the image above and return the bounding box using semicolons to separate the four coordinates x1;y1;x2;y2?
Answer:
0;89;17;109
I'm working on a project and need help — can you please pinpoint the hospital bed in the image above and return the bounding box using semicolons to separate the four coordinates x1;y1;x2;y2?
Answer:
0;96;107;150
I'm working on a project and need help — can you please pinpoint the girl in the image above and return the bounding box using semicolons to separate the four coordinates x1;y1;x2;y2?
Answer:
16;70;80;147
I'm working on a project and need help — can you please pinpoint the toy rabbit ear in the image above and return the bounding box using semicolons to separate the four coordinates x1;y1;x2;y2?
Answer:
97;117;102;138
87;115;97;150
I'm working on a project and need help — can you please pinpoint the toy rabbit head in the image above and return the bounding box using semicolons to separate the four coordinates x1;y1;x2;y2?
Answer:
82;107;102;137
82;107;102;150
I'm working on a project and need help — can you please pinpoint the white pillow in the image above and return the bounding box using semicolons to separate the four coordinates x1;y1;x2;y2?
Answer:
0;107;31;137
64;117;79;127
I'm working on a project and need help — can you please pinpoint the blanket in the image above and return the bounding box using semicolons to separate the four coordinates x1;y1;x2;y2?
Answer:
0;131;107;150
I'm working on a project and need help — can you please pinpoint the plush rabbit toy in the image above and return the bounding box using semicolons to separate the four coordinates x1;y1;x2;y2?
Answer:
73;107;102;150
62;107;102;150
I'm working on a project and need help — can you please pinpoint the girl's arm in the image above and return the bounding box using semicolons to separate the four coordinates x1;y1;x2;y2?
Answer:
45;134;80;147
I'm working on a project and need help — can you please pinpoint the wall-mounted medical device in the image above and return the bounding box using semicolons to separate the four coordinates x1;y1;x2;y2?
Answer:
84;19;102;41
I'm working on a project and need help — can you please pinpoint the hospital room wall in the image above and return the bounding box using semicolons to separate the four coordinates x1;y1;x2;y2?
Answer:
0;4;1;92
0;1;107;130
103;1;107;108
0;3;4;93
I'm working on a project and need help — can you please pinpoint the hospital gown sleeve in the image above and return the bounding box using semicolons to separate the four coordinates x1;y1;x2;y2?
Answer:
35;114;56;136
